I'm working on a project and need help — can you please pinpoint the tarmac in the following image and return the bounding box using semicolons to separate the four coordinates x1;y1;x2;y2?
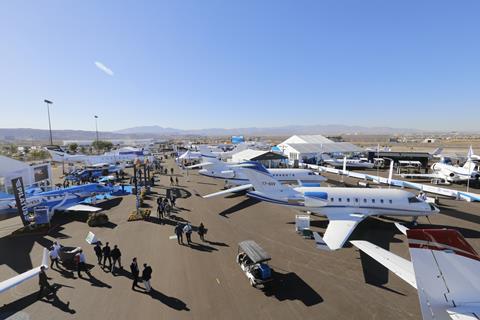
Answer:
0;159;479;320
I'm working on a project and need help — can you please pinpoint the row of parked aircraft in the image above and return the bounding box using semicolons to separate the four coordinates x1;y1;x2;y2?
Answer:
190;149;479;319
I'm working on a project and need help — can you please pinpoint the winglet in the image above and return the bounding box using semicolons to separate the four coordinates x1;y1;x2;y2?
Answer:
313;232;333;251
395;222;409;236
41;247;49;268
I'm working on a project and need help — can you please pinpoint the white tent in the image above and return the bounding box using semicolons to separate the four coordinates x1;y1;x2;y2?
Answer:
0;156;52;192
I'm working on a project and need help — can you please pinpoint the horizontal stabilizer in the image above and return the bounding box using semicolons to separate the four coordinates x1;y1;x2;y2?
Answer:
66;204;102;212
186;162;213;169
395;222;409;236
202;184;253;199
350;240;417;288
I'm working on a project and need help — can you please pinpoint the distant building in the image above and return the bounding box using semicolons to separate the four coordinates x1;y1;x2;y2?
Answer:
231;136;245;144
422;138;436;143
0;156;52;192
230;149;287;168
277;135;364;164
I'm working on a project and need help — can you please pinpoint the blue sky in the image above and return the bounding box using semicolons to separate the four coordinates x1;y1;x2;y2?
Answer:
0;0;479;131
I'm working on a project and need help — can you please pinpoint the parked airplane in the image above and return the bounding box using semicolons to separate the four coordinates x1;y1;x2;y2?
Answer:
401;158;480;184
203;163;438;250
46;146;154;166
351;229;480;320
322;156;378;170
1;183;112;221
189;155;326;188
0;248;49;294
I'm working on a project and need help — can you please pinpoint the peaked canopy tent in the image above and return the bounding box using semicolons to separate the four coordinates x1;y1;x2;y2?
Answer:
230;149;288;168
0;156;52;193
277;134;365;164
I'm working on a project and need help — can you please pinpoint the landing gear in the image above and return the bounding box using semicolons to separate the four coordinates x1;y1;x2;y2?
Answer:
410;216;419;227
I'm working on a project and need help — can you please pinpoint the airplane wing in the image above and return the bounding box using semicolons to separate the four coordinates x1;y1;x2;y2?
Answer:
186;162;213;169
400;173;440;179
64;204;102;212
314;213;366;251
350;240;417;289
202;184;253;199
0;248;49;293
447;307;480;320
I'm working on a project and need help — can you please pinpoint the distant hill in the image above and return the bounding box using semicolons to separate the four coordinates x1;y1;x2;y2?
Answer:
115;124;423;136
0;124;432;143
0;128;153;143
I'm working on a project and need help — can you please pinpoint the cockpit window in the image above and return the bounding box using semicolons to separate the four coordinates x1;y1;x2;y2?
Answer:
408;196;421;203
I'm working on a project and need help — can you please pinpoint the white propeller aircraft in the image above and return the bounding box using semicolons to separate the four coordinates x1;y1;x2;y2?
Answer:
46;146;154;166
401;158;480;184
351;228;480;320
0;248;49;294
203;163;438;250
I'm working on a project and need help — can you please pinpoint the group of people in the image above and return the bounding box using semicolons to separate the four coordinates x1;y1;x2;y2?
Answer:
93;242;122;273
169;176;180;186
174;222;207;245
156;195;175;219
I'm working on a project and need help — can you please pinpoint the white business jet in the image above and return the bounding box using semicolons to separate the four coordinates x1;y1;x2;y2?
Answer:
203;163;438;250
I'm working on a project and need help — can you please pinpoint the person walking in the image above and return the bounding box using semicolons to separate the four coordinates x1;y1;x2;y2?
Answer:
75;249;89;278
171;195;176;208
170;168;174;175
130;257;140;290
94;243;102;265
183;222;193;245
38;266;54;299
49;246;60;269
142;263;153;293
111;245;122;271
102;242;112;270
175;176;179;186
175;223;184;245
170;176;174;186
198;223;207;242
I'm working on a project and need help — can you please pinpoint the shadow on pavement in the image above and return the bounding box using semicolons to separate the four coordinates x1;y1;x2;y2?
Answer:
263;271;323;306
219;198;260;218
0;284;76;317
146;289;190;311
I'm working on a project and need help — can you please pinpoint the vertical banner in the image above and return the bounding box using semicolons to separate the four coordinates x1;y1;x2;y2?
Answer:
11;177;29;226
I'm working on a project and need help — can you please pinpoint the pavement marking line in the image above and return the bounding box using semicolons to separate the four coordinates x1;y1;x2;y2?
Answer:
169;235;177;240
216;278;220;285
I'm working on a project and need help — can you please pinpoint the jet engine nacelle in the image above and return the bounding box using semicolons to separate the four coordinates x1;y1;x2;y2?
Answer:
303;191;328;207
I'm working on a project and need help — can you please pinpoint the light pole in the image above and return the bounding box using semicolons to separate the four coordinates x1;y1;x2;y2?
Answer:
44;99;53;145
94;115;99;153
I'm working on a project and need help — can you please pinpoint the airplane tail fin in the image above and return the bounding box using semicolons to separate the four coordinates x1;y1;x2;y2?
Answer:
41;247;49;268
407;229;480;318
46;149;67;162
238;162;297;197
431;147;443;156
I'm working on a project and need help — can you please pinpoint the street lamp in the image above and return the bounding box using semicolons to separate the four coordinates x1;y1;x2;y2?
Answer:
44;99;53;145
94;115;99;143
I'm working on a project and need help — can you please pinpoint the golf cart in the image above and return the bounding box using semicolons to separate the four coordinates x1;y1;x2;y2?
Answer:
236;240;273;288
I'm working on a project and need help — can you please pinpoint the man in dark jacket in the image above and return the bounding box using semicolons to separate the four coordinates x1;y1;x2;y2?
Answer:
102;242;112;270
142;263;152;292
38;266;54;298
111;245;122;271
130;257;140;289
94;243;102;265
174;223;183;245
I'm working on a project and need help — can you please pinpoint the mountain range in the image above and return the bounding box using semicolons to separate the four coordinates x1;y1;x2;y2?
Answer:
0;124;439;143
115;124;424;136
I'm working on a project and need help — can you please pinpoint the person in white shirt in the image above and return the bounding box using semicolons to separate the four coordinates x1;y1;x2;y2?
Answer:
49;247;60;269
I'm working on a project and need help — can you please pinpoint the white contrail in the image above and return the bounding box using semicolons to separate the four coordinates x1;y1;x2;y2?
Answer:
94;61;114;76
